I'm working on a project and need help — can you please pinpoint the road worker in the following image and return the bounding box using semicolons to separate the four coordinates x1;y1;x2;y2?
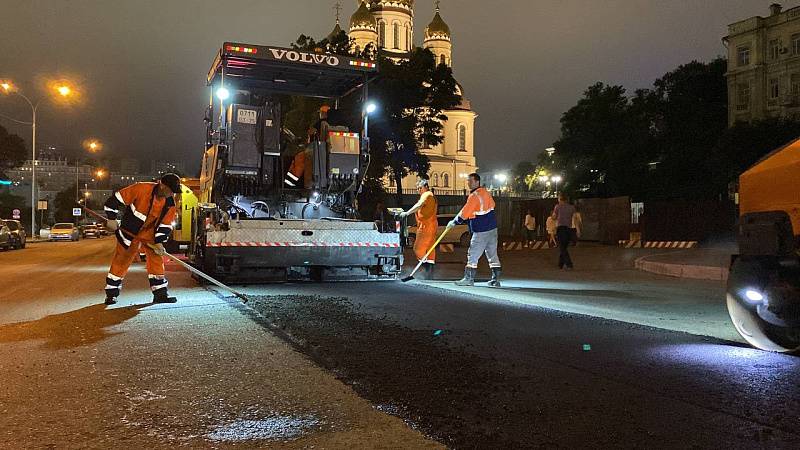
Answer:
448;173;502;287
399;179;439;279
102;173;180;305
284;105;330;189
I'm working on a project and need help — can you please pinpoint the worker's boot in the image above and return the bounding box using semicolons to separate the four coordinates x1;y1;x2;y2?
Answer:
455;267;476;286
104;296;117;306
487;267;502;288
152;288;178;304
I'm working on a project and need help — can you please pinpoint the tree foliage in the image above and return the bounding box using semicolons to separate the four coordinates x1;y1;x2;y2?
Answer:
0;124;26;178
547;58;795;201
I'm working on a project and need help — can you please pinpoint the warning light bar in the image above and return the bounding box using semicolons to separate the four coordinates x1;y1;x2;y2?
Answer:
349;60;377;68
329;132;360;138
225;45;258;54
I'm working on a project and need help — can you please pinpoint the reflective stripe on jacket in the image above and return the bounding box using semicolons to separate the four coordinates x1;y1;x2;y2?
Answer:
455;186;497;233
104;182;176;248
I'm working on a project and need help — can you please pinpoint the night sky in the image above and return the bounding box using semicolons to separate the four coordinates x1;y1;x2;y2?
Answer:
0;0;779;175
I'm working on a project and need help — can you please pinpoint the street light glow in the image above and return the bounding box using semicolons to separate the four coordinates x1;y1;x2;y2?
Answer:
494;173;508;183
216;87;230;100
57;85;72;97
366;102;377;114
1;82;11;92
552;175;563;183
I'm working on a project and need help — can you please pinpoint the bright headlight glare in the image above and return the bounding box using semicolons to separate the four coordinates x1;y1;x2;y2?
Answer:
744;289;765;302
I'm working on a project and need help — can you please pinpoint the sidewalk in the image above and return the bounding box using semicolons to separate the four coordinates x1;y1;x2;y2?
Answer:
0;243;441;449
634;247;732;281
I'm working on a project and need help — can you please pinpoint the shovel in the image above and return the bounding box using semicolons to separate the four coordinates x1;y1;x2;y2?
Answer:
401;226;451;282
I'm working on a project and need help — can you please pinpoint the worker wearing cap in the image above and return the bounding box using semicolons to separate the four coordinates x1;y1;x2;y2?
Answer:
448;173;502;287
399;179;439;279
102;173;180;305
284;105;330;189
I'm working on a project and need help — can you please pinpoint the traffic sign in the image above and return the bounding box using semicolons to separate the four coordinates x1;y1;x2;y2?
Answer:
37;200;48;210
72;207;82;216
12;208;20;220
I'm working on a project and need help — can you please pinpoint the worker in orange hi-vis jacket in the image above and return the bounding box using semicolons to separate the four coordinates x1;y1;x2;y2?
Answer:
399;179;439;279
284;105;330;189
448;172;502;288
102;173;180;305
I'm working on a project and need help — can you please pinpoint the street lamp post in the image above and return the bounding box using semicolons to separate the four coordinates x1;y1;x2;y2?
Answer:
2;81;74;236
551;175;563;195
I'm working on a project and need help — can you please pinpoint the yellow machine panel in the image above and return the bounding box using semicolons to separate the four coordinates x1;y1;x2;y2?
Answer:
739;138;800;236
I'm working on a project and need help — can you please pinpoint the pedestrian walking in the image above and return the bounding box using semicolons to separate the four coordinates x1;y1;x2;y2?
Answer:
399;179;438;279
102;174;181;305
524;210;536;247
546;215;557;247
551;192;577;269
448;173;502;287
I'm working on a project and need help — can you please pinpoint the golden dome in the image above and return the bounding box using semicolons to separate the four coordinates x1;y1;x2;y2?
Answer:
425;10;450;40
357;1;415;7
350;2;377;29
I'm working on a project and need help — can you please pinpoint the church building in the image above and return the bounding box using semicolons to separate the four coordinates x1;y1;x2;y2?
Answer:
343;0;478;193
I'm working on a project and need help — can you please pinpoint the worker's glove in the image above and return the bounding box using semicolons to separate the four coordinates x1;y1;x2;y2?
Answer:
149;243;166;256
446;219;458;229
106;220;119;232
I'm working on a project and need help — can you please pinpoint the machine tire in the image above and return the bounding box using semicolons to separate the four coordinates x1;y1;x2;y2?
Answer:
726;259;800;353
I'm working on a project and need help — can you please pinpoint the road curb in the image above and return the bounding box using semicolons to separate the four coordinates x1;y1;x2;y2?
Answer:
635;254;728;281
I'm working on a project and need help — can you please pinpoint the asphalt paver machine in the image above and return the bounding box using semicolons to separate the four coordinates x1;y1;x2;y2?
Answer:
726;137;800;352
191;42;401;282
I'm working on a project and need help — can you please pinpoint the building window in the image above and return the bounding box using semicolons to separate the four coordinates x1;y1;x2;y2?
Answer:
407;25;412;50
443;173;450;188
736;83;750;110
393;22;400;49
388;176;395;187
769;78;780;99
793;34;800;55
432;173;439;187
378;22;386;47
737;45;750;66
457;124;467;151
770;39;781;60
792;74;800;96
440;54;446;66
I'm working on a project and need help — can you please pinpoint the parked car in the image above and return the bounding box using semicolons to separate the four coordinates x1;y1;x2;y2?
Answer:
39;227;51;240
407;214;472;248
2;219;26;249
0;223;12;250
49;223;80;241
82;224;100;238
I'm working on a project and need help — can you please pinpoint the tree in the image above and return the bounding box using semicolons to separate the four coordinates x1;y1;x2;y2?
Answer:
510;161;537;192
710;118;800;191
53;185;97;223
0;124;26;178
641;58;728;199
550;58;729;201
552;83;653;198
367;49;461;205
